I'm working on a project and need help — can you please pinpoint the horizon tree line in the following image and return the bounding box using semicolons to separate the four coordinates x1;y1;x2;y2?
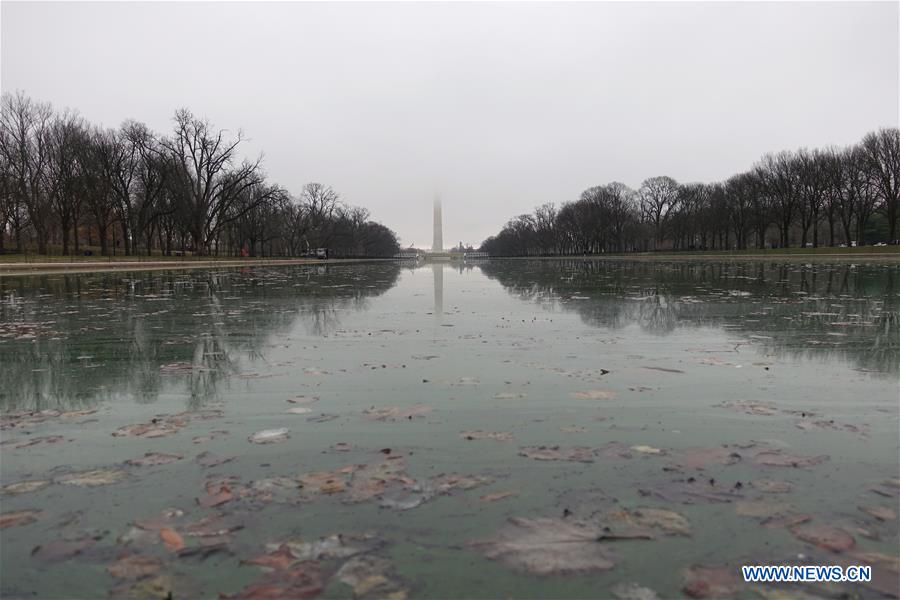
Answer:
0;91;401;258
480;127;900;256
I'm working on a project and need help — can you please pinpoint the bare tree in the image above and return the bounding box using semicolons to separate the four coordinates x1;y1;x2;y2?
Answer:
161;109;267;255
860;128;900;242
639;176;679;248
0;92;54;253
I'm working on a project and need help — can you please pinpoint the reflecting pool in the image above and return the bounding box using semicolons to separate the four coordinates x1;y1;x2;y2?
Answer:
1;260;898;599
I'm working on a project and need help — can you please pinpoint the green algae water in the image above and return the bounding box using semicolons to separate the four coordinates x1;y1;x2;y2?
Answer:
0;260;898;599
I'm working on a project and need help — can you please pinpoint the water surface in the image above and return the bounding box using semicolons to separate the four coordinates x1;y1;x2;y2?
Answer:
1;260;898;599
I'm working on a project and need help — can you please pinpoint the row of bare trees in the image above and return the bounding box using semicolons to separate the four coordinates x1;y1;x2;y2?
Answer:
0;92;400;258
481;128;900;256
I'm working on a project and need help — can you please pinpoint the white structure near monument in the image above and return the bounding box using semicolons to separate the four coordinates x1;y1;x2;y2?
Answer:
432;195;443;252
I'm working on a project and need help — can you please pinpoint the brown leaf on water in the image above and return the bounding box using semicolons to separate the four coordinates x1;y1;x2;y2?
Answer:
363;404;433;421
859;505;897;522
113;422;180;438
518;445;595;462
192;430;229;444
789;523;855;552
606;508;691;535
459;430;513;442
298;470;348;495
560;426;586;434
197;478;238;508
55;468;128;487
194;451;236;468
612;582;660;600
0;435;66;449
306;413;339;423
126;452;184;467
631;445;665;455
638;479;744;505
734;501;794;519
751;451;829;468
481;491;517;502
109;575;176;600
244;544;297;571
287;395;319;405
273;532;382;561
159;528;184;552
682;565;740;598
432;474;493;493
0;509;42;529
570;390;617;400
843;551;900;598
107;554;164;579
2;480;51;495
760;514;812;529
470;517;618;575
870;478;900;499
750;479;793;494
180;514;244;538
223;561;324;600
336;554;407;599
31;534;101;562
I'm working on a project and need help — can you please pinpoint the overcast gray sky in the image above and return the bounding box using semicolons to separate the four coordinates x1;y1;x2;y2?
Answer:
2;2;898;247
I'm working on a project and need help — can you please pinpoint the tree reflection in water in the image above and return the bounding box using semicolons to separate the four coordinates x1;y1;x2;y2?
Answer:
0;264;401;411
479;259;899;377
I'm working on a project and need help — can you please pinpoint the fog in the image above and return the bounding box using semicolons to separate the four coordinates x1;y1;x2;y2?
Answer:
2;1;897;247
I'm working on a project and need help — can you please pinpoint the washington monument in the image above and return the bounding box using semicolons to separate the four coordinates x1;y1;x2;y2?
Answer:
432;195;443;252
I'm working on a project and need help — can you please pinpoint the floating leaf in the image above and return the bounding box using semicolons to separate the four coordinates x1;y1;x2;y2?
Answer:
752;451;828;468
286;407;312;415
160;528;184;552
244;544;297;571
560;426;586;434
631;445;665;455
195;452;236;468
298;471;348;495
0;509;42;529
518;445;595;462
307;413;339;423
607;508;690;535
363;404;433;421
638;479;743;505
248;428;290;444
432;474;493;493
287;395;319;405
789;523;855;552
2;480;51;495
481;491;517;502
56;468;128;487
197;478;238;508
493;392;526;400
670;446;743;470
750;479;793;494
682;565;740;598
0;435;66;449
859;505;897;522
570;390;617;400
107;554;164;579
336;555;406;599
125;452;183;467
734;501;793;519
223;561;324;600
460;430;513;442
31;533;101;562
612;582;660;600
760;514;812;529
274;533;382;561
470;517;617;575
